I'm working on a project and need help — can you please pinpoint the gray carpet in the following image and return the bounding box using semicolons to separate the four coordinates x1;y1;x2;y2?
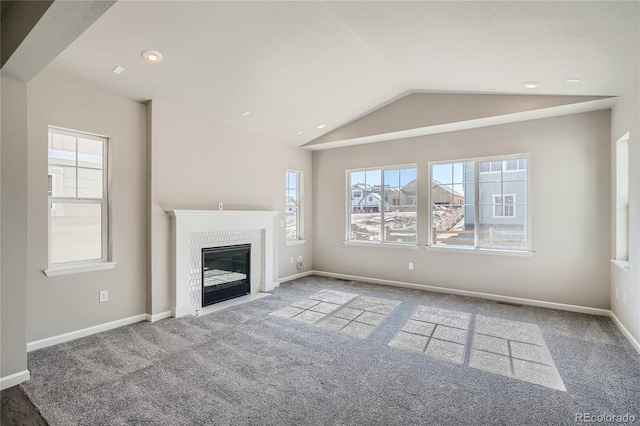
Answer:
23;276;640;425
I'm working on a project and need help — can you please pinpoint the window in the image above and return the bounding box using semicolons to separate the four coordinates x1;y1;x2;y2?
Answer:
48;127;108;265
615;132;630;263
430;155;529;251
285;170;303;241
493;194;515;217
347;165;417;244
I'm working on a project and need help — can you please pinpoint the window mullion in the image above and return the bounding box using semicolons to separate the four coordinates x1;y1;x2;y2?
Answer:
380;169;385;241
474;162;479;248
75;136;79;199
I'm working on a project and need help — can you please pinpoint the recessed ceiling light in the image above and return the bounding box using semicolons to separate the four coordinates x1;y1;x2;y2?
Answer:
296;131;303;136
142;50;163;63
523;82;540;89
112;66;125;75
242;110;251;116
566;78;581;83
316;123;326;129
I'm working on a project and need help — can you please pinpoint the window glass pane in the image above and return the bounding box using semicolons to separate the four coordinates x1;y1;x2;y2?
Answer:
504;159;517;171
50;202;102;263
453;163;463;183
77;138;103;198
285;171;301;240
349;169;382;241
518;158;527;170
433;204;472;247
384;167;417;243
432;163;452;183
48;133;77;198
287;188;297;204
478;223;527;249
286;206;298;240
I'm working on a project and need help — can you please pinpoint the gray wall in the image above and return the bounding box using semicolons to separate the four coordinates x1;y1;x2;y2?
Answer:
610;77;640;343
0;77;29;378
147;100;312;316
313;110;611;309
26;76;147;342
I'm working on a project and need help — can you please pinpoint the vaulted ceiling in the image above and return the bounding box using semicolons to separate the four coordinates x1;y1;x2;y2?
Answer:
23;1;640;146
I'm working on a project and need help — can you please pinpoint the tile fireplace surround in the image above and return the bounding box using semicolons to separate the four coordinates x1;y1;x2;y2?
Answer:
167;210;280;318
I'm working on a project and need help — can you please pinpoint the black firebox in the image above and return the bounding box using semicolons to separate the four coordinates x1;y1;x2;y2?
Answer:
201;244;250;307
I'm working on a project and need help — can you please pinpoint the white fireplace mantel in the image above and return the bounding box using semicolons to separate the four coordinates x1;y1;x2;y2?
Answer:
167;209;280;318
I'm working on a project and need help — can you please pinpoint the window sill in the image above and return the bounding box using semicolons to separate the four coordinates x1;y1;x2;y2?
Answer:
425;245;535;257
285;239;306;246
343;241;419;250
611;259;630;272
44;261;117;277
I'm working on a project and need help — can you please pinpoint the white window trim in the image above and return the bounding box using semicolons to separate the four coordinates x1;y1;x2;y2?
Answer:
614;131;630;262
429;153;532;254
492;194;516;218
345;163;417;245
47;127;111;273
44;261;117;277
285;169;304;242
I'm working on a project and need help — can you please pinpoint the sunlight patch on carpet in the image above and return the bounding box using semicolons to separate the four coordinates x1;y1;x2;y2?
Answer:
469;315;566;391
389;306;471;364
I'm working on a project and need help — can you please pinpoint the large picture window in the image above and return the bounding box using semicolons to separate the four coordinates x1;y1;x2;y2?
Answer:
48;127;108;265
347;165;417;244
430;155;529;251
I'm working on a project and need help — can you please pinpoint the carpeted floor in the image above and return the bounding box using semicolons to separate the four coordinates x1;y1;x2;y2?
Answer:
23;276;640;425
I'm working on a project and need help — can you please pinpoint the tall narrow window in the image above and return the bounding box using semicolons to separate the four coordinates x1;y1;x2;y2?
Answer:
615;132;630;262
347;165;417;244
285;170;303;241
431;155;529;251
48;127;108;265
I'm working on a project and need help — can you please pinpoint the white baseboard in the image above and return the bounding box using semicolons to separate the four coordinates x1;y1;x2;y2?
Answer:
27;314;148;352
609;311;640;355
145;311;172;322
279;270;314;284
312;270;611;316
0;369;30;390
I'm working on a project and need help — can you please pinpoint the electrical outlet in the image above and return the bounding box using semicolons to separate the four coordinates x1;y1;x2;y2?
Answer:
99;290;108;303
408;263;414;270
290;257;294;264
218;202;223;211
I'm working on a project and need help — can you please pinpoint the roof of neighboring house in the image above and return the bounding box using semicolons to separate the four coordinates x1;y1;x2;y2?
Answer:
432;180;464;197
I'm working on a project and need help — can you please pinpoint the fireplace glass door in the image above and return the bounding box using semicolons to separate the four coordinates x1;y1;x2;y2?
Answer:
201;244;250;306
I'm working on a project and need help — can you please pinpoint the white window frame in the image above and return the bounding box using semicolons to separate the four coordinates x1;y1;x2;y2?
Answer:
493;194;516;218
45;127;115;276
285;169;305;245
429;154;532;254
345;164;418;246
612;131;630;271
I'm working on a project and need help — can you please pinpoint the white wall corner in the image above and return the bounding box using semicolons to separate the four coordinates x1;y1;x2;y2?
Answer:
609;311;640;356
279;270;313;284
0;369;30;390
144;311;172;323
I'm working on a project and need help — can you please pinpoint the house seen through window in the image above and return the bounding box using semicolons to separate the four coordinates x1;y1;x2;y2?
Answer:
347;165;417;243
431;155;529;250
48;127;108;264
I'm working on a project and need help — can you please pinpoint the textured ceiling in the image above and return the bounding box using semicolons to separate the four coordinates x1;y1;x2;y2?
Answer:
39;1;639;146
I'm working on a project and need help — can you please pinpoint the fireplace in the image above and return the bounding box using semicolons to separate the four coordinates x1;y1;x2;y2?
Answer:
202;244;251;306
167;209;279;318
